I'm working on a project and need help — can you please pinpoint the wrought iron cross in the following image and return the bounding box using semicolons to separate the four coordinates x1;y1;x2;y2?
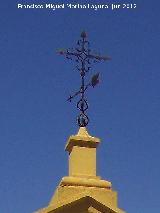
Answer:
58;31;110;127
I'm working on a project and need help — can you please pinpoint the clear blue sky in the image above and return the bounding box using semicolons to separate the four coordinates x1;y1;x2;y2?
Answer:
0;0;160;212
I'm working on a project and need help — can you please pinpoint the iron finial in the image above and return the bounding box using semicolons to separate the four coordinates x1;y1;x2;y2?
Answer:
58;32;110;127
81;31;87;38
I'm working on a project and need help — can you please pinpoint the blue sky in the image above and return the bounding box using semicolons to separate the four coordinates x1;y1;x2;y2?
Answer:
0;0;160;212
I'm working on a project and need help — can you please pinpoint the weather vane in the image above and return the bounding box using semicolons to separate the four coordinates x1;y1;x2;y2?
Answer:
58;31;110;127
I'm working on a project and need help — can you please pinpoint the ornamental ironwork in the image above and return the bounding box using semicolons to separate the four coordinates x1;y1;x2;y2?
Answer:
58;31;110;127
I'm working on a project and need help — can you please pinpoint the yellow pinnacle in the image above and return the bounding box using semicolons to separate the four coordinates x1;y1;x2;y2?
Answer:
34;128;126;213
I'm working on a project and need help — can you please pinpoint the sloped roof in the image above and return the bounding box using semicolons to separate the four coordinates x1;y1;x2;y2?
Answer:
48;196;118;213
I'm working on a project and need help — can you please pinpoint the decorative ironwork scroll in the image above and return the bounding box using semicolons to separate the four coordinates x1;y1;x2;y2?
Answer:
58;31;110;127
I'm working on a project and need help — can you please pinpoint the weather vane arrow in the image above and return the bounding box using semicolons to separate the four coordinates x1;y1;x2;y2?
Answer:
57;31;111;127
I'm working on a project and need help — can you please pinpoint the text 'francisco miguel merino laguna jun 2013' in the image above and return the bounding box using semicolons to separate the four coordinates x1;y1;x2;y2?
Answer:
17;3;137;10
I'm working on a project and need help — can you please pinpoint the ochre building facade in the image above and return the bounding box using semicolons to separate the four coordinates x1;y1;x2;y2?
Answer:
34;127;126;213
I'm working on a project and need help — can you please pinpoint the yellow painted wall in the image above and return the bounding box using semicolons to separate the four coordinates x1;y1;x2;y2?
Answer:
69;146;96;177
34;128;126;213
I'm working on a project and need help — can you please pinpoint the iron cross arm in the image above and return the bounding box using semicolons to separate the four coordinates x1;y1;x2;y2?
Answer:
58;49;111;62
58;49;80;58
87;54;111;61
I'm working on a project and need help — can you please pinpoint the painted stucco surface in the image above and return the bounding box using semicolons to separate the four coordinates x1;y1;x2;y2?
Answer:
34;128;125;213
